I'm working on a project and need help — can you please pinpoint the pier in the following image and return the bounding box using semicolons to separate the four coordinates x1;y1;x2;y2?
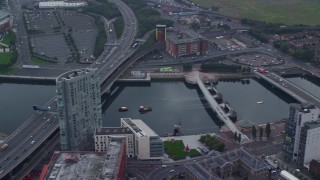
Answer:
193;71;249;141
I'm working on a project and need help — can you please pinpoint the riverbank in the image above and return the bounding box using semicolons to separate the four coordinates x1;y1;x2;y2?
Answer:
151;71;254;84
0;133;7;143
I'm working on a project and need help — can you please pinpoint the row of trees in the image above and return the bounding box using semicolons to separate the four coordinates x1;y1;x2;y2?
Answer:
199;134;225;152
251;123;271;140
273;41;315;62
200;62;250;73
122;0;174;38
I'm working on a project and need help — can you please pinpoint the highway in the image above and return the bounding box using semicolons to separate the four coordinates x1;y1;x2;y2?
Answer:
0;98;58;178
255;71;320;107
0;0;137;178
9;0;31;66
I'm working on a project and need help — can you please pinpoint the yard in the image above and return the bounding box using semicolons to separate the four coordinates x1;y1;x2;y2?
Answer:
164;140;201;160
191;0;320;25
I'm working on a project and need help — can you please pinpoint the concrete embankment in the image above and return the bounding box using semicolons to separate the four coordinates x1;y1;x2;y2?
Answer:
0;133;7;143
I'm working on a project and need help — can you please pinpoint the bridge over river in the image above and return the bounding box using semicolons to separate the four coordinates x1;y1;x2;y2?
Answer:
254;72;320;107
193;71;249;141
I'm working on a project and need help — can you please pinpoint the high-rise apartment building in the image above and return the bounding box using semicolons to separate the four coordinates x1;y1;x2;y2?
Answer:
283;103;320;166
56;68;102;151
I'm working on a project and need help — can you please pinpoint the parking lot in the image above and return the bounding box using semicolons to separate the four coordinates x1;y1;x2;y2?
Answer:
25;10;98;63
232;53;284;67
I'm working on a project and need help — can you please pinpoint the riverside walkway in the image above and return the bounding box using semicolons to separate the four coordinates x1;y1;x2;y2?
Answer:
194;71;249;141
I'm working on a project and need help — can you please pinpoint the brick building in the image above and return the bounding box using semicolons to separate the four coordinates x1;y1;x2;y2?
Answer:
166;30;208;58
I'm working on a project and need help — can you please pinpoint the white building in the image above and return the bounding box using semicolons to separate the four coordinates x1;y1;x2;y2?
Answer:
121;118;164;160
94;127;134;158
298;121;320;167
56;68;102;151
283;103;320;166
39;1;87;9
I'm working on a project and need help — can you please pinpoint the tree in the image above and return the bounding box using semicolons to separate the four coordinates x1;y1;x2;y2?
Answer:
252;126;257;140
280;42;289;53
238;133;241;143
183;63;192;72
266;123;271;139
234;132;238;142
259;126;263;140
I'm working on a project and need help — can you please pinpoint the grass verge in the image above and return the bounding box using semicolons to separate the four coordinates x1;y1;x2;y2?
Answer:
0;53;13;65
0;67;15;75
31;56;55;64
164;140;201;160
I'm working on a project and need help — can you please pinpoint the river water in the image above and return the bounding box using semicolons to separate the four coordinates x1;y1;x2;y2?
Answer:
0;76;318;136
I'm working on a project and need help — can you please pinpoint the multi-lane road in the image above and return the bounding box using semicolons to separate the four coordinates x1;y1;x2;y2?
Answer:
0;0;137;178
0;98;58;178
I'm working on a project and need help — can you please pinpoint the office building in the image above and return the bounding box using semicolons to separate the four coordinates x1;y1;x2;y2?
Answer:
184;148;271;180
94;127;135;157
121;118;163;160
166;30;208;58
56;68;102;151
155;24;166;42
40;138;127;180
283;103;320;166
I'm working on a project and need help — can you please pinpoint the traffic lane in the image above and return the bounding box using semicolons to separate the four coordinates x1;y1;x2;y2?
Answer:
148;165;185;180
0;115;58;175
0;112;57;164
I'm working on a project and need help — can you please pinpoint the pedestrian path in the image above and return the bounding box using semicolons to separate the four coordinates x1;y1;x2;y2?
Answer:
161;133;216;150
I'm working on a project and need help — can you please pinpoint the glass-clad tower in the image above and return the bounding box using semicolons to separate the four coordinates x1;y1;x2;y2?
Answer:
56;68;102;151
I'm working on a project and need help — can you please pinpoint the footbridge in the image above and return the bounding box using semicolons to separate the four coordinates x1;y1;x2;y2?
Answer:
194;71;249;141
254;72;320;107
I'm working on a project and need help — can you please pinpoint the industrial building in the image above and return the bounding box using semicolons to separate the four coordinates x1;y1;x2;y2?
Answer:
39;138;127;180
184;148;271;180
56;68;102;151
38;1;87;9
283;103;320;167
94;127;135;157
166;30;208;58
121;118;164;160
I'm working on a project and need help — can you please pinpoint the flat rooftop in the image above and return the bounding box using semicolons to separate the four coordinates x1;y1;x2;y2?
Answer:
167;30;207;44
44;140;124;180
95;127;133;135
121;118;159;137
56;68;97;81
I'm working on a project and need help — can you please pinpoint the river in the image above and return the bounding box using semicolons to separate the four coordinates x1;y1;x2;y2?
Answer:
0;76;318;136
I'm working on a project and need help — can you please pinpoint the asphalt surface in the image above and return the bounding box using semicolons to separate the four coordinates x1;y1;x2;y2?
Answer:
0;98;58;178
0;0;137;178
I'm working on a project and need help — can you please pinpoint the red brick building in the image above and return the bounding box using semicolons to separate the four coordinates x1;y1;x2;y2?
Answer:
156;24;166;42
166;30;208;58
309;159;320;177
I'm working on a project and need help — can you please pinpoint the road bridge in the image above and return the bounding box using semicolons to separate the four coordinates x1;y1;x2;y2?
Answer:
100;43;164;93
254;72;320;107
0;0;138;178
194;71;249;141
